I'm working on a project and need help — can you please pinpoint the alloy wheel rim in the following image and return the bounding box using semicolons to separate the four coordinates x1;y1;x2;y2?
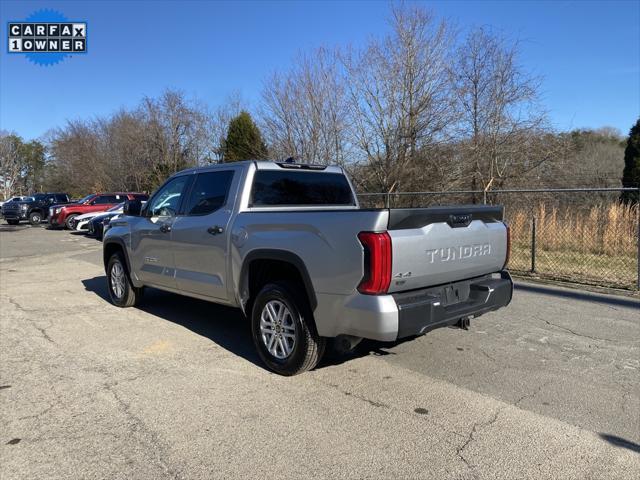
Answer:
260;300;296;359
110;261;126;299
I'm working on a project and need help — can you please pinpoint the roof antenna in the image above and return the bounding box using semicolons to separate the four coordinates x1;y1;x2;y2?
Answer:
284;156;297;164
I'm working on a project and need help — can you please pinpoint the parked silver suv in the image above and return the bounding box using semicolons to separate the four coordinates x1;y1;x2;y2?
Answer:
104;161;512;375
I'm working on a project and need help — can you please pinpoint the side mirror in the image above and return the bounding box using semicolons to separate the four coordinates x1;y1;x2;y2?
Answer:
124;199;143;216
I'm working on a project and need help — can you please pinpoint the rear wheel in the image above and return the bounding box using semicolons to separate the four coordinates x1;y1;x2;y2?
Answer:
65;214;78;230
251;281;325;376
107;252;142;307
28;211;42;225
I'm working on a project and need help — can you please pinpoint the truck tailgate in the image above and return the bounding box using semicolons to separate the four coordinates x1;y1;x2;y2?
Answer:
386;206;508;293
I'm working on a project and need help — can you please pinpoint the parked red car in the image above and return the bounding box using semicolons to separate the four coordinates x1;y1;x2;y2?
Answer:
49;193;148;229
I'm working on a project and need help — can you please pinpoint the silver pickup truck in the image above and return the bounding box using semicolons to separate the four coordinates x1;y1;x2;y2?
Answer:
103;161;512;375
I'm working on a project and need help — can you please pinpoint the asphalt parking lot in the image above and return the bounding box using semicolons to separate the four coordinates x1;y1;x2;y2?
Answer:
1;224;639;479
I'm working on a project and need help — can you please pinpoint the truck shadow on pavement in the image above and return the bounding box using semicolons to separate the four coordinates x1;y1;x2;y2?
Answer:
514;283;640;308
598;433;640;453
82;276;263;369
81;276;405;372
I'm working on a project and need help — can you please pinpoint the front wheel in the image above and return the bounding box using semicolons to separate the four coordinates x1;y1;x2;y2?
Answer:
251;281;325;376
107;253;142;307
29;211;42;225
6;219;19;225
65;214;78;230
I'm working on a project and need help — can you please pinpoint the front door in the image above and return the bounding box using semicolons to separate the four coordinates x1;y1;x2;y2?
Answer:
130;175;192;289
171;168;237;300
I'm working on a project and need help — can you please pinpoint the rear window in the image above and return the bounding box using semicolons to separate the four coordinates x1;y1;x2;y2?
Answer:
250;170;355;207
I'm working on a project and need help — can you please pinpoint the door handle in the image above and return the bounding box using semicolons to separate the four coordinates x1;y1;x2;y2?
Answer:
159;224;171;233
207;226;224;235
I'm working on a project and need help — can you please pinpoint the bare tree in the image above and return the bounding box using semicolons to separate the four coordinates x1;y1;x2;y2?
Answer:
137;89;216;187
340;4;457;192
0;133;24;199
45;90;218;194
451;27;555;192
260;47;349;165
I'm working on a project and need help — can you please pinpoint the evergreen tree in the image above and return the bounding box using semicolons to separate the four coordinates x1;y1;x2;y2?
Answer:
223;111;268;162
621;118;640;204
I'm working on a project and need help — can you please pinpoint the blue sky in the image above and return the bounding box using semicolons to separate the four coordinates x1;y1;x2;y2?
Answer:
1;0;639;140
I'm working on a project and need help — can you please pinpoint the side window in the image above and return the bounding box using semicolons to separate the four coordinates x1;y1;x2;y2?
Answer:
147;176;190;217
185;171;234;216
93;195;117;205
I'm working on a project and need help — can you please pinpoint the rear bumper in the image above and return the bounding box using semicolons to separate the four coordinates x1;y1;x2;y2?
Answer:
393;271;513;339
314;271;513;342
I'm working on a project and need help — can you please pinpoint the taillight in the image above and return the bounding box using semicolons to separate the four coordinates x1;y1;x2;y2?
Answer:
357;231;392;295
503;223;511;269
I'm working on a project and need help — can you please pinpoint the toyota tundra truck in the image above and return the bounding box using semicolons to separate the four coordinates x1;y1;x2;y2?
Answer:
103;160;512;375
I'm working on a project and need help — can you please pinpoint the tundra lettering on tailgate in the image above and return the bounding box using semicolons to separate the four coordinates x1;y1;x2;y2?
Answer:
425;244;491;263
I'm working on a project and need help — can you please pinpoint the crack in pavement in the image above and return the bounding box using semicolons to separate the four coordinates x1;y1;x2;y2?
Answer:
456;408;504;476
321;380;391;409
6;296;57;344
103;380;181;480
515;380;553;407
544;320;615;343
315;377;467;449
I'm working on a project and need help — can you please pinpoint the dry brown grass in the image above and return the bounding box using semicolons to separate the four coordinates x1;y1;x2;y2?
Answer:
508;203;638;257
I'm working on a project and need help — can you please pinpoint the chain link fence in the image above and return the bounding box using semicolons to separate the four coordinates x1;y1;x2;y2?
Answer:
358;188;640;291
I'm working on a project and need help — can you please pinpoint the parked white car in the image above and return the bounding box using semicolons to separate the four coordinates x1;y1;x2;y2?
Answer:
74;203;124;231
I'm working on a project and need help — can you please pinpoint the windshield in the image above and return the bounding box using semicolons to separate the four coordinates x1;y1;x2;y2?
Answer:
76;194;95;204
107;203;124;212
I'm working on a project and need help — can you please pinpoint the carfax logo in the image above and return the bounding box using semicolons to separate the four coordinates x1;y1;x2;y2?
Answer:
7;9;87;66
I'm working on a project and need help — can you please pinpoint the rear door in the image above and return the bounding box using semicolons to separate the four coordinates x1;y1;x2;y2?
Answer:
130;175;192;289
171;168;239;300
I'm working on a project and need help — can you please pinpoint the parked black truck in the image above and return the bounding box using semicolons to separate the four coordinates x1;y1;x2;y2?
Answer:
2;193;71;225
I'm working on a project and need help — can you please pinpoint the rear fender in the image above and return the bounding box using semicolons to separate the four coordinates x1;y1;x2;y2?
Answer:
238;249;317;316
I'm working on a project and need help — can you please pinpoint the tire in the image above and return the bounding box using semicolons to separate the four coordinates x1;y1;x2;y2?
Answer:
6;219;19;225
106;252;142;307
28;211;42;225
251;281;325;376
65;214;78;230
